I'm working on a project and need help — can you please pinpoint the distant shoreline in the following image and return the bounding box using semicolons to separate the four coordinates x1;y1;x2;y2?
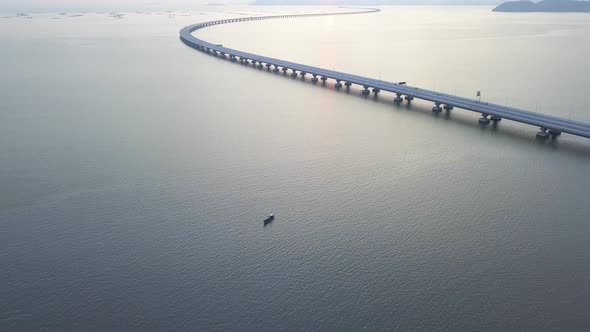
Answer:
493;0;590;12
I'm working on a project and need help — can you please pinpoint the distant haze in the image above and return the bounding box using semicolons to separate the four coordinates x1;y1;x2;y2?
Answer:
0;0;215;13
252;0;498;5
1;0;499;13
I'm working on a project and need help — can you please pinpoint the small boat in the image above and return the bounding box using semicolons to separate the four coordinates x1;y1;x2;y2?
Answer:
263;214;274;225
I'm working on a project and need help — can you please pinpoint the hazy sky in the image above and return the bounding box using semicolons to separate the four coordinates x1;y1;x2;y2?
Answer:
0;0;216;12
0;0;499;13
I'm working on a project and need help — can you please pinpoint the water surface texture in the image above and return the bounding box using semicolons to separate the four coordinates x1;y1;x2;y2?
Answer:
1;6;590;330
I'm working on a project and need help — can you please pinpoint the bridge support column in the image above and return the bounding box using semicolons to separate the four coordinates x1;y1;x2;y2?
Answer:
273;66;279;73
537;127;550;139
372;88;380;95
321;77;328;85
491;115;502;122
282;67;288;74
311;75;318;83
257;62;264;69
265;63;272;70
444;104;454;111
291;71;298;78
345;82;352;89
548;129;562;137
394;94;403;104
361;86;370;96
300;72;306;78
432;102;442;113
335;81;343;89
405;95;414;103
479;113;491;125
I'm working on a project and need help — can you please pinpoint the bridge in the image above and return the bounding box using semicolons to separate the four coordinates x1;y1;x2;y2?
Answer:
180;8;590;140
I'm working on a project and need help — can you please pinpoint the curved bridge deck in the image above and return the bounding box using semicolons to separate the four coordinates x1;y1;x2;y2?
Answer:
180;9;590;139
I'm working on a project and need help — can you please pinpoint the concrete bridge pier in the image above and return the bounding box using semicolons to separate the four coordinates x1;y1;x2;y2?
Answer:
257;62;264;69
372;88;380;95
321;77;328;85
281;67;288;74
345;82;352;89
361;86;370;96
491;115;502;122
405;95;414;103
335;80;343;89
273;66;280;73
394;94;403;104
300;72;307;78
479;113;491;125
536;127;550;139
311;75;319;83
548;129;562;137
265;63;272;70
444;104;454;111
432;102;443;113
291;70;298;78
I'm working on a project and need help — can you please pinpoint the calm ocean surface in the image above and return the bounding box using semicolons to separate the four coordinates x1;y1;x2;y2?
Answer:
1;6;590;330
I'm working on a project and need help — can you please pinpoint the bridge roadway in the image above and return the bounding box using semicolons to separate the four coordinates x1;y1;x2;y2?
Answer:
180;8;590;139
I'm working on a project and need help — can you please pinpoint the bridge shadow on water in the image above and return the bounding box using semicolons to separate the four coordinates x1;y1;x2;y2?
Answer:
209;53;590;160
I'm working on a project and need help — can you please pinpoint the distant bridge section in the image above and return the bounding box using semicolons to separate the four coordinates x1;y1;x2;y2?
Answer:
180;8;590;140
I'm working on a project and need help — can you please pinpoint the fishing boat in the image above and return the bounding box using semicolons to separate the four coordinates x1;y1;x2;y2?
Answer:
263;214;274;225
